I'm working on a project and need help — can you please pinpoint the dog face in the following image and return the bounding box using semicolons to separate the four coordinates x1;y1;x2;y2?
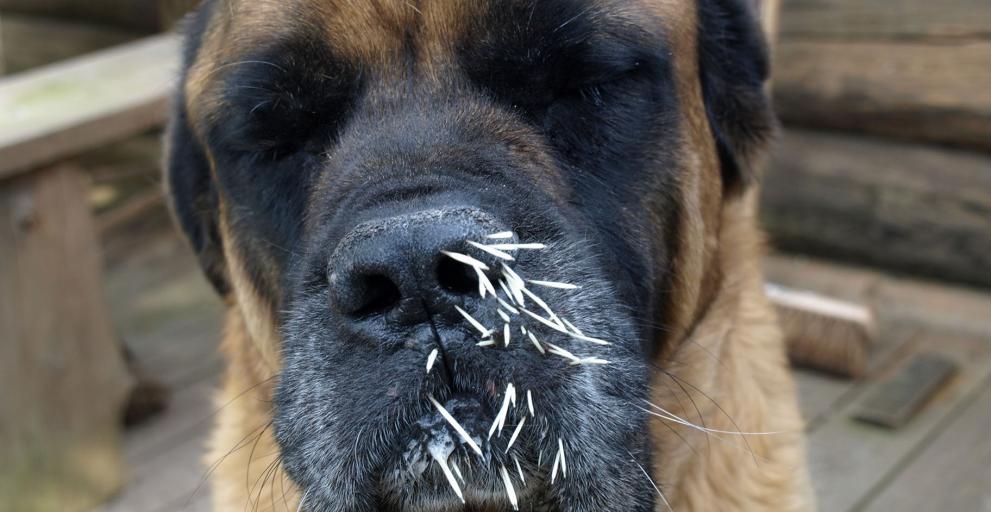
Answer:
166;1;772;510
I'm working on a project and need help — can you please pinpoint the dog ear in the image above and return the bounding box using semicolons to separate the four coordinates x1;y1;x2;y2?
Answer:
164;1;230;295
697;0;776;193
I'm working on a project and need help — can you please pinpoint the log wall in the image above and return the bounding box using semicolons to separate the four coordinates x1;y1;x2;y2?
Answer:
764;0;991;287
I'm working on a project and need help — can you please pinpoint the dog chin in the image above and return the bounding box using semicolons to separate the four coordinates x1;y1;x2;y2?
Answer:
380;466;547;512
376;394;541;511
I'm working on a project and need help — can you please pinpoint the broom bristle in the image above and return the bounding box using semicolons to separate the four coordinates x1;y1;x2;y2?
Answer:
766;283;876;378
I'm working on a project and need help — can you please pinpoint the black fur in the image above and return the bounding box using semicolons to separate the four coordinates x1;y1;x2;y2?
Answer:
165;1;773;510
164;0;227;293
698;0;776;191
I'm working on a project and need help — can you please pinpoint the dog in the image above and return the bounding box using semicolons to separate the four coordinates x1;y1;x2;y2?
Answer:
165;0;813;510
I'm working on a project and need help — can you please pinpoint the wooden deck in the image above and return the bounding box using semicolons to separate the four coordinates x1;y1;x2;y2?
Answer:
96;224;991;512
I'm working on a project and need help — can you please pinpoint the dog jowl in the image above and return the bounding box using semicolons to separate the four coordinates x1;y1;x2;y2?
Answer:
166;1;810;511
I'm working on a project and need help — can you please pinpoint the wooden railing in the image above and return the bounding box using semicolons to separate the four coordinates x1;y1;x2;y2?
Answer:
0;33;178;511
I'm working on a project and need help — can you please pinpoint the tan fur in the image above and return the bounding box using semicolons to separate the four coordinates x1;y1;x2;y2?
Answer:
650;193;814;511
207;307;302;511
192;1;813;510
185;0;469;129
642;2;813;509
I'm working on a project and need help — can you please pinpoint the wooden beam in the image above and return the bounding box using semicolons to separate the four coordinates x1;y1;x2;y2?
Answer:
0;34;178;181
0;11;6;75
773;40;991;152
761;129;991;288
0;14;140;75
862;382;991;511
0;0;163;31
779;0;991;41
0;165;132;511
0;0;201;30
805;331;991;511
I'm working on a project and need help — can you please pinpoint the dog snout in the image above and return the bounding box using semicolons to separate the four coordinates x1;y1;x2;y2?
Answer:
327;207;508;325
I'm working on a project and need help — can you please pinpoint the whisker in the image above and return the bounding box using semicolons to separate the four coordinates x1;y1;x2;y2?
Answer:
187;419;273;507
628;450;673;512
296;489;309;512
641;402;785;436
656;370;762;464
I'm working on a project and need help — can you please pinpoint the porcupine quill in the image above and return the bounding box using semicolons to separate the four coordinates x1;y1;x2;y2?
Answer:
426;231;611;506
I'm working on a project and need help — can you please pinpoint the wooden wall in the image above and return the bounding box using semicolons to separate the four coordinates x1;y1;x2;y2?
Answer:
0;0;199;30
765;0;991;287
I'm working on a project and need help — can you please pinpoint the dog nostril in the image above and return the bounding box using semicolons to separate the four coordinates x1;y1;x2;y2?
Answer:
436;254;478;296
351;274;402;317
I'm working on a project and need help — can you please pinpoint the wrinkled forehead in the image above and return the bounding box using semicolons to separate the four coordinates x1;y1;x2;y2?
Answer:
186;0;698;108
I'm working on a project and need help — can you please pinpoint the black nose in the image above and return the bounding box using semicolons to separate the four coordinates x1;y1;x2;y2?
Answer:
327;208;507;324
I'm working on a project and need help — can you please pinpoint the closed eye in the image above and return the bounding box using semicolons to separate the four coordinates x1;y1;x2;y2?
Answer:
208;38;361;160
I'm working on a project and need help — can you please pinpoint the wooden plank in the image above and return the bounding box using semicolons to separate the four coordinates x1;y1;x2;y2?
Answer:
780;0;991;41
853;353;959;429
0;34;178;180
0;12;6;75
0;14;139;75
862;378;991;512
108;270;225;388
0;0;164;31
793;370;855;430
773;41;991;152
95;189;164;234
0;0;201;30
805;331;991;511
792;321;919;431
104;388;279;512
0;165;132;511
100;421;212;512
761;129;991;288
100;228;226;387
125;378;218;465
